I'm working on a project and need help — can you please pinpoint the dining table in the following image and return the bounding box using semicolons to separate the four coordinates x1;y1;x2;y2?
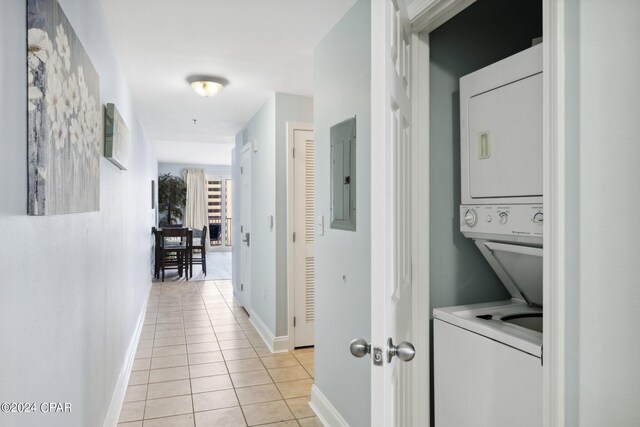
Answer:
153;227;194;281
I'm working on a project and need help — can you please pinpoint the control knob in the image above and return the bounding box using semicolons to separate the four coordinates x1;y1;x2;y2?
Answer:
499;212;508;225
464;209;478;227
533;212;543;225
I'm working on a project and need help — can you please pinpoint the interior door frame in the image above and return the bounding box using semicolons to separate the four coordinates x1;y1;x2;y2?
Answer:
286;122;314;350
386;0;566;425
240;143;252;312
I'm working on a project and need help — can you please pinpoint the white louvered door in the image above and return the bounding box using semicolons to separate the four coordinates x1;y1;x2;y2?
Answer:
293;129;315;347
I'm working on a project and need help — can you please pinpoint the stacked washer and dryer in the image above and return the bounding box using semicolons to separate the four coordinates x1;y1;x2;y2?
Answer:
434;44;544;427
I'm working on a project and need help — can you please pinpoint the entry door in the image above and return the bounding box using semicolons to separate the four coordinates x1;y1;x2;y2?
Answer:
240;146;252;310
293;129;315;347
371;0;419;425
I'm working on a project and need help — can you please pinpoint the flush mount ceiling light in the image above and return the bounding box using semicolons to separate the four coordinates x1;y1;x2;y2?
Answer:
187;75;228;97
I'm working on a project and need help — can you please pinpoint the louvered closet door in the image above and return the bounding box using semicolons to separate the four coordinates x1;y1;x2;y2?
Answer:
294;129;315;347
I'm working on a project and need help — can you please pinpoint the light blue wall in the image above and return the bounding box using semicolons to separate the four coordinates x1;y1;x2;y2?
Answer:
574;0;640;424
428;0;542;313
240;96;277;332
313;0;371;425
0;0;157;425
274;93;314;336
231;93;313;339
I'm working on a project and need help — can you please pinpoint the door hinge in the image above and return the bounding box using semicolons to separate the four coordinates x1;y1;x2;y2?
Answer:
293;317;296;327
241;283;244;291
292;147;295;158
293;232;296;242
541;344;543;366
240;166;243;174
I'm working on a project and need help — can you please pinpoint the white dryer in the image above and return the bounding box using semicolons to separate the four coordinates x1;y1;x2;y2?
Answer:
434;44;544;427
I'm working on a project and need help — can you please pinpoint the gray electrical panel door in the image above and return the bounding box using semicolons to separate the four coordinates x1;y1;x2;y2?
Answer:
330;117;356;231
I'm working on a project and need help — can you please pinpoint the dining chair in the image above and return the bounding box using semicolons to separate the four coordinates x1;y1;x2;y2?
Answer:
159;227;191;281
190;225;208;277
152;227;161;279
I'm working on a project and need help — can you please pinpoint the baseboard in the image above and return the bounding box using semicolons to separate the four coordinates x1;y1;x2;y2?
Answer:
309;384;350;427
273;335;290;352
248;309;289;354
103;282;152;427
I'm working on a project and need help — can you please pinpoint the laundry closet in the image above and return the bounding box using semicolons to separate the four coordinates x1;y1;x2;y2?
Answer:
428;1;543;426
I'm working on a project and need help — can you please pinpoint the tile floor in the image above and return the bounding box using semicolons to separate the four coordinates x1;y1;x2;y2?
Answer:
118;280;320;427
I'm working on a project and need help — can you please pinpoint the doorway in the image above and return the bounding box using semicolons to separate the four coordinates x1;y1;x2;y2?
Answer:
369;0;557;425
426;2;542;422
205;174;233;251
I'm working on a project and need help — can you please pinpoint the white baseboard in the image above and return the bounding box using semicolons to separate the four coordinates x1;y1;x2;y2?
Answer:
273;335;290;352
309;384;350;427
103;282;152;427
248;309;289;354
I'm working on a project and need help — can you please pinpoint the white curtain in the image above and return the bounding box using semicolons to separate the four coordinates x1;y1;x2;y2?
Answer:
182;168;210;250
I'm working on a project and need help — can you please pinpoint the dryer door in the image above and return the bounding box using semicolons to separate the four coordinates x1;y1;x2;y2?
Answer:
467;72;543;200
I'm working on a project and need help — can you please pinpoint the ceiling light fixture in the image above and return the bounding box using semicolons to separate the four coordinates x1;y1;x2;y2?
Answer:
187;75;228;97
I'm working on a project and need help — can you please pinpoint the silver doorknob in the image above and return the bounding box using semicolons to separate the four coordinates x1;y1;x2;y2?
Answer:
387;338;415;363
349;338;371;358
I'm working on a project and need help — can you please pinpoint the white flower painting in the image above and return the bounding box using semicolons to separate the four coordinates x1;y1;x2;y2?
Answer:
27;0;101;215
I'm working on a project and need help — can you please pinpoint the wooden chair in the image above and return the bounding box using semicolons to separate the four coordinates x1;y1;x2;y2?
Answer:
152;227;161;279
190;225;208;277
159;227;191;281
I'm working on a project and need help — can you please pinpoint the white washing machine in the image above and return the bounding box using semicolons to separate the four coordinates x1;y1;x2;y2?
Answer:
434;44;544;427
434;300;542;427
434;205;543;427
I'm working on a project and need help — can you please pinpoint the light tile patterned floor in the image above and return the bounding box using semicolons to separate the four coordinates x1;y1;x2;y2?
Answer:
118;280;320;427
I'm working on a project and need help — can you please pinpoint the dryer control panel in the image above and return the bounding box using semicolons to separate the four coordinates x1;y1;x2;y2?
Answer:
460;204;543;243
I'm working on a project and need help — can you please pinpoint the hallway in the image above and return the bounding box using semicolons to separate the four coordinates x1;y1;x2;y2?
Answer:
118;281;318;426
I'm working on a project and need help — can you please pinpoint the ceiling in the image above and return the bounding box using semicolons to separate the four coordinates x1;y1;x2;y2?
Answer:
100;0;357;165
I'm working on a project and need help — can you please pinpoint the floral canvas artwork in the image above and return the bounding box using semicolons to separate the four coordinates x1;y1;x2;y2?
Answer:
27;0;101;215
104;103;130;170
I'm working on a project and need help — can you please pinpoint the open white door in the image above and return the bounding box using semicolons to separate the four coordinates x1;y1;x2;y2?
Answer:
370;0;426;425
240;145;252;310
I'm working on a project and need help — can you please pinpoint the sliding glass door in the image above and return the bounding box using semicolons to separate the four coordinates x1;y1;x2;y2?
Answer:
206;175;232;251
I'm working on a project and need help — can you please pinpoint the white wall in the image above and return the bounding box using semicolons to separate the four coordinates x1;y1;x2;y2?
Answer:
0;0;157;426
313;0;371;425
569;0;640;425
